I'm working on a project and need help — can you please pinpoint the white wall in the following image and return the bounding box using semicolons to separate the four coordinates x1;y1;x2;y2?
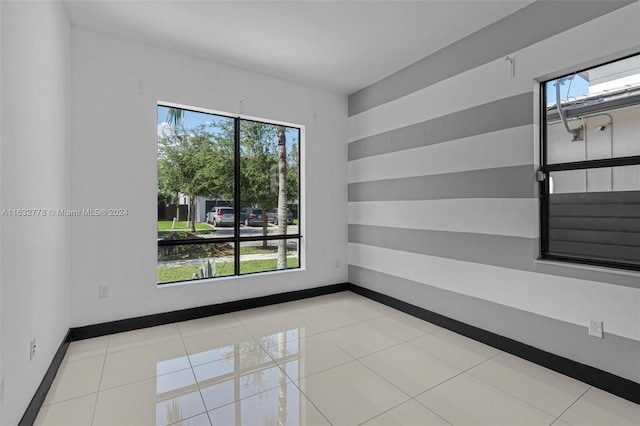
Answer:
0;0;3;421
0;1;71;424
70;28;348;327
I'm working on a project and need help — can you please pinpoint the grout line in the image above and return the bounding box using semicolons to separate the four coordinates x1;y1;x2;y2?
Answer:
354;356;414;399
411;397;455;426
464;353;594;420
551;386;591;425
463;350;503;372
464;366;566;419
177;321;216;424
90;336;109;425
356;399;411;426
104;327;183;355
413;366;469;397
284;377;335;426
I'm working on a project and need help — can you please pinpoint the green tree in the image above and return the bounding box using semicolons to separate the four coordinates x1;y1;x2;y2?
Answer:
158;124;230;232
286;139;299;204
238;121;279;245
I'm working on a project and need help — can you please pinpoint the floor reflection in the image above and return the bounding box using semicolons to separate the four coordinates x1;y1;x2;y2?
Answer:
154;327;311;425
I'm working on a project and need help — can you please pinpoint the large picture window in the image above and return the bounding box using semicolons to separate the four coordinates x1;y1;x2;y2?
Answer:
157;105;301;284
540;54;640;270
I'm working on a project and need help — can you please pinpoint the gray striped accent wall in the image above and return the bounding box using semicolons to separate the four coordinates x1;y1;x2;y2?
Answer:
347;0;640;383
349;165;534;202
349;92;533;161
349;265;640;384
349;225;640;289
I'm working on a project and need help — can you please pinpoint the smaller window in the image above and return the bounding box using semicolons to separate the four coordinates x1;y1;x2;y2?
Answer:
540;54;640;271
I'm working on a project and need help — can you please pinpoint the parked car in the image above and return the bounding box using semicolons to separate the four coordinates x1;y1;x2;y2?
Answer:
240;208;263;226
207;207;234;227
267;208;293;225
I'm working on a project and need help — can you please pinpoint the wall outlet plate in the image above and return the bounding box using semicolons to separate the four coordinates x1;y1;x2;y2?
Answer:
0;377;5;404
30;339;37;361
98;285;110;298
588;319;603;338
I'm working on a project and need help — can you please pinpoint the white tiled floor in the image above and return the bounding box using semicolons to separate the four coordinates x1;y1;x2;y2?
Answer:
35;292;640;425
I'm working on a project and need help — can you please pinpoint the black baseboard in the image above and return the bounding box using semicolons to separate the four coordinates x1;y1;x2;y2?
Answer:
18;330;71;426
71;282;350;341
347;283;640;405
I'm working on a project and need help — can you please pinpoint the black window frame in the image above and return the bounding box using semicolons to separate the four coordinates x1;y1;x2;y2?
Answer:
157;106;302;284
539;53;640;272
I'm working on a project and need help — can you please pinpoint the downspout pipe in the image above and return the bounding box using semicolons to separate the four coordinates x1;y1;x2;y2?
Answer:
555;78;584;141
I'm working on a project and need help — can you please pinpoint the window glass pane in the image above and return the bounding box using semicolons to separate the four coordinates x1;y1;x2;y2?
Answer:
157;106;235;240
239;239;299;275
239;121;299;238
157;105;302;284
157;241;235;283
545;55;640;165
548;166;640;266
549;165;640;194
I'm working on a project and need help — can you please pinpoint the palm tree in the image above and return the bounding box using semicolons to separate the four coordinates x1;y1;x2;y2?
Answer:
166;108;184;127
163;108;191;229
276;126;287;270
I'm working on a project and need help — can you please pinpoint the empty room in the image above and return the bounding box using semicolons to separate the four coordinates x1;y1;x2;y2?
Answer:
1;1;639;425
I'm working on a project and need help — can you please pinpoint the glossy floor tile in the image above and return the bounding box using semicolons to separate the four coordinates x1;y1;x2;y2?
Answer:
62;336;108;363
467;352;589;417
34;291;639;425
297;361;410;425
34;394;97;426
415;373;556;425
43;356;104;405
557;387;640;425
208;382;331;426
361;399;450;426
100;339;192;390
359;343;462;396
321;320;403;358
408;328;501;370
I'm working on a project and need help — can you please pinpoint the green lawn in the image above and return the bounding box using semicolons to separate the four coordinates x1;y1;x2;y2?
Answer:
157;257;299;284
239;245;295;255
157;221;214;236
158;220;214;230
158;244;294;262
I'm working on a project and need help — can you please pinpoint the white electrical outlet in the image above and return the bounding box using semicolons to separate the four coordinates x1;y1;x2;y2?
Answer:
98;285;110;299
334;259;340;268
0;377;5;404
588;319;603;338
30;339;37;361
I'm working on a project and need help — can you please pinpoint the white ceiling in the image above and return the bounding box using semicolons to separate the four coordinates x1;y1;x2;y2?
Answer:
63;0;535;95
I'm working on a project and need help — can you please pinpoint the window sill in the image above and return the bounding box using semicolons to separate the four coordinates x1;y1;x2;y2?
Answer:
534;258;640;279
157;267;305;289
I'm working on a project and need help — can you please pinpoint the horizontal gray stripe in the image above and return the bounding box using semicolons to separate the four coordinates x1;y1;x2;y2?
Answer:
349;225;640;290
348;165;534;202
349;224;534;271
348;92;532;161
348;1;635;116
348;265;640;383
